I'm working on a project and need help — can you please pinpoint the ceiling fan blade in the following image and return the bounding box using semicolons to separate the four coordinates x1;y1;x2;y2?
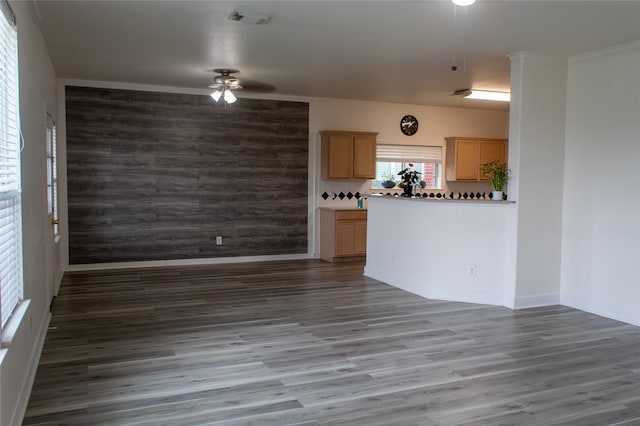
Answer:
236;79;276;93
208;69;275;94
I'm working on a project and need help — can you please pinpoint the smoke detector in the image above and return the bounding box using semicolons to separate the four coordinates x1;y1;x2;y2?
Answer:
228;9;272;25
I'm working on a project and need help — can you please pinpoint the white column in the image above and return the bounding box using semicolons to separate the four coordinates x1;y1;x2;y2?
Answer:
508;52;568;308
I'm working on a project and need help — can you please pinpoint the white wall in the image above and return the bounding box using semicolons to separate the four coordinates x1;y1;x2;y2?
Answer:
314;98;509;145
0;2;60;425
560;42;640;326
365;197;517;307
508;53;567;308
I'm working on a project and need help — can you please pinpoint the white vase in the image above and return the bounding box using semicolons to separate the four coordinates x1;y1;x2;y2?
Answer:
492;191;503;201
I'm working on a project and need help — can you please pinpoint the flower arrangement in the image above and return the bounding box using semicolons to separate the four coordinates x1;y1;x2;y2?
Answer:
397;163;422;187
480;160;510;191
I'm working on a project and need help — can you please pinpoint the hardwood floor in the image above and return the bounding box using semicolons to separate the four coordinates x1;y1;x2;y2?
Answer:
24;259;640;425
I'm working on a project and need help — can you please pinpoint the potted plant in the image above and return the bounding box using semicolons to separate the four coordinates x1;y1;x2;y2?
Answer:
480;160;510;201
381;172;396;188
397;163;422;197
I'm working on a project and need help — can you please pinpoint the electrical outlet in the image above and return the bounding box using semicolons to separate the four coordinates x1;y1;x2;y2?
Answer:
467;264;477;277
216;236;222;245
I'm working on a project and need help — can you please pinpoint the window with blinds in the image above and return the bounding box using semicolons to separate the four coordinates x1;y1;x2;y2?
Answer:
47;116;59;236
0;0;22;328
373;144;443;190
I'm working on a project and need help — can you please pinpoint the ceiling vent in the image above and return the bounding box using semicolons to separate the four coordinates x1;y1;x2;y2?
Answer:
228;9;272;25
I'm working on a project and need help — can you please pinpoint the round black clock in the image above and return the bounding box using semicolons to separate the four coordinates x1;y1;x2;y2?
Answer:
400;115;419;136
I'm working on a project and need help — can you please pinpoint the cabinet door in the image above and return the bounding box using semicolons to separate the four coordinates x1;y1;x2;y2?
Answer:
353;221;367;255
336;221;355;256
352;134;376;179
455;140;480;180
326;134;353;179
479;140;506;180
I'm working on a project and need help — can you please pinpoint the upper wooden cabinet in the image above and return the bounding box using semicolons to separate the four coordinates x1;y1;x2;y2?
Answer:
445;137;508;181
320;131;377;179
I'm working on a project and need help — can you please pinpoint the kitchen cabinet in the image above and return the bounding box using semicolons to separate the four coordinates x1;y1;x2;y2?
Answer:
320;131;377;179
320;208;367;262
445;137;508;181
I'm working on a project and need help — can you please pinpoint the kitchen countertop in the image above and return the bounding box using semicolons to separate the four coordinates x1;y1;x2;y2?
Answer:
368;193;515;205
318;206;367;211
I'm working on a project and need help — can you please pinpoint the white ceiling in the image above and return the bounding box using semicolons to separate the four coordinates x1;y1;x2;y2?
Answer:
32;1;640;110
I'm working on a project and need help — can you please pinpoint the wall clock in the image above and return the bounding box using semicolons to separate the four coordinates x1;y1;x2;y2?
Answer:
400;115;419;136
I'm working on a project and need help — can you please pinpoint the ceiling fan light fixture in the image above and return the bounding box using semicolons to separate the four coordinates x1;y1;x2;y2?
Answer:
451;0;476;6
209;69;242;105
210;90;222;102
223;89;237;104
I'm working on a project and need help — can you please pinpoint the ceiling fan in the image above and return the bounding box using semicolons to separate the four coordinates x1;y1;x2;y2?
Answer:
208;68;274;104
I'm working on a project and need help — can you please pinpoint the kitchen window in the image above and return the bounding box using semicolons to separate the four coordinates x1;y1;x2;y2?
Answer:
372;144;443;190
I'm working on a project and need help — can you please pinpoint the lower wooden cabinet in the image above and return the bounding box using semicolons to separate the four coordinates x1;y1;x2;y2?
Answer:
320;208;367;262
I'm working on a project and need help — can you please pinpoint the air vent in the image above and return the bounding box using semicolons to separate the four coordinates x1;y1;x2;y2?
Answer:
228;9;272;25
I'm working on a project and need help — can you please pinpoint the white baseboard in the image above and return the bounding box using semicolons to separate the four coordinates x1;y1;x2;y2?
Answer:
7;309;51;426
65;253;314;272
513;293;560;309
54;268;64;295
364;266;505;308
560;300;640;327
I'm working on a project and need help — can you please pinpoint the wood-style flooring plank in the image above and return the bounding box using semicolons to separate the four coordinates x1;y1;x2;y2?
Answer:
24;259;640;425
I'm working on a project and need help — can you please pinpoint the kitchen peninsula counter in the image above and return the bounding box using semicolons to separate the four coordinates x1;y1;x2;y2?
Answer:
364;195;517;308
367;194;515;205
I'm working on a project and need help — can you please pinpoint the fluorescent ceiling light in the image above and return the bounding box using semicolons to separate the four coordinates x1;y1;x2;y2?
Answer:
465;90;510;102
451;0;476;6
453;89;510;102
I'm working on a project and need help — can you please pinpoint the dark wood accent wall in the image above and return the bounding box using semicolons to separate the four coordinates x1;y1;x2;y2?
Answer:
65;86;309;264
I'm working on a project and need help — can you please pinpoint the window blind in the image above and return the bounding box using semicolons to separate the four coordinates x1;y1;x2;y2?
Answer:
377;144;442;163
0;0;21;328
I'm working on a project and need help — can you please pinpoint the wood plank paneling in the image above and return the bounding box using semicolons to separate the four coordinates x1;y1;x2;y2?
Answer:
65;86;309;264
24;260;640;425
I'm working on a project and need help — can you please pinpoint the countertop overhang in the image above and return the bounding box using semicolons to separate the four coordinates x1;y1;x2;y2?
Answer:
367;193;515;205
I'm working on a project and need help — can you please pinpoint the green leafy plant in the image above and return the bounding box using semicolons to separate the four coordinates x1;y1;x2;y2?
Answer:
381;172;396;183
480;160;510;191
397;163;422;187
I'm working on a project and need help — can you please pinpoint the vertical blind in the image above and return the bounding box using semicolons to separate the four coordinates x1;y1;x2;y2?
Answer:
0;0;21;328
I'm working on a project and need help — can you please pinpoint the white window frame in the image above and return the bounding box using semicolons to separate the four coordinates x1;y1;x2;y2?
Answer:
46;114;59;237
0;0;22;329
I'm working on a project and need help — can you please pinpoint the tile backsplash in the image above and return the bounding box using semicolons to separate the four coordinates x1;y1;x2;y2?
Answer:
318;179;506;208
